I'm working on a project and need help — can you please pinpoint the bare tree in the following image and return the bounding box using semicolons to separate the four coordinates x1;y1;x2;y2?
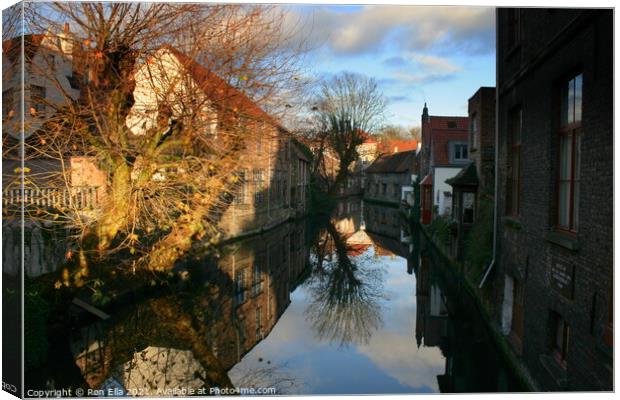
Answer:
379;125;408;141
308;72;387;196
5;3;306;284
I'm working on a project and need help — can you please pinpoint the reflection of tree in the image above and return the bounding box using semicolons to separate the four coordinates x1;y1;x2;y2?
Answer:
232;361;302;395
304;221;385;347
72;294;234;392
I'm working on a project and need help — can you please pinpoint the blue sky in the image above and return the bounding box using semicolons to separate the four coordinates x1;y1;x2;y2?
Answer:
283;5;495;128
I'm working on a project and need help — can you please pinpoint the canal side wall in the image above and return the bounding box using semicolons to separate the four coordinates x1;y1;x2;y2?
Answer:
419;224;540;392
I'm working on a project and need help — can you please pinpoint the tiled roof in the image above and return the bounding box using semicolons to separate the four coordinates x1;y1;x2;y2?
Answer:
379;139;419;154
2;34;46;63
429;116;469;130
162;45;285;131
366;150;416;174
429;116;469;166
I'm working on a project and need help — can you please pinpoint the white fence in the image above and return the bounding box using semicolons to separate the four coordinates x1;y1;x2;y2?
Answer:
2;186;100;210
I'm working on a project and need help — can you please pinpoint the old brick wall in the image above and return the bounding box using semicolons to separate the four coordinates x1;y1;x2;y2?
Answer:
496;9;613;391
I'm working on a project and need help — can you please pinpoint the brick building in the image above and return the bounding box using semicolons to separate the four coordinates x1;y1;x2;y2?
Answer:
418;105;469;224
446;87;496;261
493;8;612;391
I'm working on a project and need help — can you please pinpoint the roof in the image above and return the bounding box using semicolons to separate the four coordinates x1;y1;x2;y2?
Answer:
428;115;469;166
420;173;433;186
446;162;478;187
429;116;469;130
291;138;311;162
161;45;286;131
365;150;416;174
379;139;419;154
2;34;46;63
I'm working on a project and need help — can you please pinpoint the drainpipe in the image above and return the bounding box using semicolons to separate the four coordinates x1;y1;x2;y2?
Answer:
479;26;500;289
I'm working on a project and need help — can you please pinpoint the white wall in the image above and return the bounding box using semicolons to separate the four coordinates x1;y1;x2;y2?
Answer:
3;31;80;138
433;166;461;216
126;48;217;136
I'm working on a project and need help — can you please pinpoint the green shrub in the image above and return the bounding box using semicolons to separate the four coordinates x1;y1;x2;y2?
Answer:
464;197;494;283
428;214;455;247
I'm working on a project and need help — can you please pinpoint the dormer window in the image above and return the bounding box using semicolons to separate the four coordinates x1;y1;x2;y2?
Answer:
449;141;468;163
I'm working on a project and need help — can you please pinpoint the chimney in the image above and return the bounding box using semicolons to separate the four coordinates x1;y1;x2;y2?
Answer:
64;23;70;33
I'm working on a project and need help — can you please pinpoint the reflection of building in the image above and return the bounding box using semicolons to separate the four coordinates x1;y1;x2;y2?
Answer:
493;9;612;391
418;104;469;224
415;253;518;393
69;220;310;392
364;150;417;206
415;256;448;349
363;202;402;242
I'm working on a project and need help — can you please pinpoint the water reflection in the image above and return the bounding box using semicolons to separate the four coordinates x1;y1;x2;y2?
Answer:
304;216;386;348
41;196;523;395
68;221;308;395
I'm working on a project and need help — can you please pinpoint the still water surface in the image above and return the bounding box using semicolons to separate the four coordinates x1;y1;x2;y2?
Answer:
34;197;523;394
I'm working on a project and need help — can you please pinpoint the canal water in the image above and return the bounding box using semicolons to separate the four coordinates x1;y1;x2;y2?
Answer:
30;197;524;394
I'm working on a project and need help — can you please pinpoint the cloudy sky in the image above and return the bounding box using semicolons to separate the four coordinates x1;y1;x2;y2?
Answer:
283;4;495;128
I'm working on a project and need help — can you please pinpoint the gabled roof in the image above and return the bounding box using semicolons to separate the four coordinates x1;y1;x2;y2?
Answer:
446;162;478;187
366;150;416;174
2;34;46;64
428;115;469;166
429;116;468;130
160;45;286;131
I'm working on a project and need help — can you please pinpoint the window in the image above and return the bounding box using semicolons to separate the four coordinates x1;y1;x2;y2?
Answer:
253;168;265;204
506;107;522;216
234;169;247;205
507;8;521;49
234;269;247;305
451;142;468;163
462;192;475;224
2;88;14;119
557;73;582;232
255;307;263;340
251;263;263;296
30;85;46;116
381;183;387;195
447;121;457;129
551;313;570;368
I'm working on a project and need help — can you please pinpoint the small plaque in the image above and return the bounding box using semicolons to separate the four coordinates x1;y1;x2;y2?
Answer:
550;261;575;299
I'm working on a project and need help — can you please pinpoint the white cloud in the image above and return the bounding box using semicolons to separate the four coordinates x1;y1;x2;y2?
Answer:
409;54;461;74
283;5;494;56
